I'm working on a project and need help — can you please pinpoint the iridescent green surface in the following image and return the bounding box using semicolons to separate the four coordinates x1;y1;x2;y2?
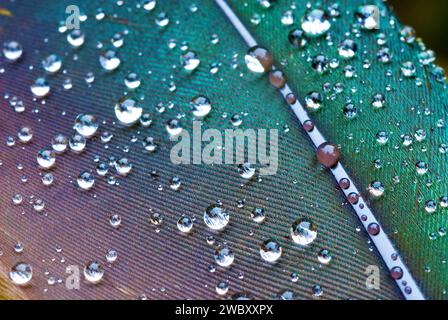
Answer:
0;0;445;299
229;0;448;299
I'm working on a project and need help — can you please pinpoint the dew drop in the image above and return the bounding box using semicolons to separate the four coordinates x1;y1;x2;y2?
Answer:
3;41;23;61
83;261;104;284
37;149;56;169
204;205;229;231
9;262;32;286
114;98;142;125
301;9;331;37
260;239;282;262
291;218;317;245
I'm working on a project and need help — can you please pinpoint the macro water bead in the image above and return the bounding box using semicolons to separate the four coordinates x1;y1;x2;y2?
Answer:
245;46;273;73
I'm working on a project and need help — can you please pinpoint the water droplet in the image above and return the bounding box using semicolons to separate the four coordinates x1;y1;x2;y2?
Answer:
338;39;357;59
376;131;389;145
3;40;23;61
355;5;380;30
301;9;331;37
106;249;118;263
124;72;141;89
115;98;142;125
281;10;294;25
18;127;33;143
400;26;416;44
37;149;56;169
74;114;98;138
83;261;104;284
14;243;24;254
317;249;332;264
42;173;54;186
245;46;273;73
260;239;282;262
33;199;45;212
110;214;122;228
291;218;317;245
180;51;200;71
288;28;308;49
155;12;169;27
312;284;323;297
251;207;266;223
169;176;181;190
214;245;234;267
372;93;385;109
9;262;32;285
191;95;212;117
311;54;329;73
69;134;86;152
42;54;62;73
143;136;158;152
415;161;428;175
77;171;95;190
67;29;85;47
377;47;392;64
305;92;323;111
343;102;357;119
111;33;124;48
316;142;340;168
30;77;50;97
177;215;194;233
143;0;156;11
368;181;385;197
99;50;120;71
12;194;23;205
425;200;437;213
401;61;416;77
115;157;132;175
204;205;229;231
166;119;183;136
238;163;255;179
216;281;229;295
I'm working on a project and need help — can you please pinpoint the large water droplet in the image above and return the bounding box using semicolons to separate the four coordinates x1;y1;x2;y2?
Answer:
177;215;194;233
77;171;95;190
355;5;380;30
74;114;98;138
305;92;323;111
42;54;62;73
214;245;234;267
204;205;229;231
260;239;282;262
291;218;317;245
301;9;331;37
114;98;142;125
124;72;141;89
288;28;308;49
83;261;104;284
191;95;212;117
30;77;50;97
67;29;85;47
37;149;56;169
181;51;200;71
368;180;385;197
18;127;33;143
99;50;120;71
338;39;357;59
3;40;23;61
9;262;32;285
69;134;87;152
245;46;273;73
